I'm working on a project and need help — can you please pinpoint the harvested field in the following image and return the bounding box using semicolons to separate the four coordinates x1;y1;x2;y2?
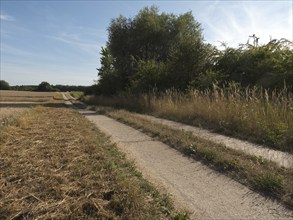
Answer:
0;107;28;126
0;108;27;119
0;90;57;102
0;106;180;219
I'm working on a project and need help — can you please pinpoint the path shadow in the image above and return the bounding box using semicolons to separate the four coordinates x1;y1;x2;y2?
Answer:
79;111;100;116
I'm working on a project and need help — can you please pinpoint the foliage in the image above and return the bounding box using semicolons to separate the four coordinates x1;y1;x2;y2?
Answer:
36;81;54;91
97;47;121;95
11;84;89;92
97;6;208;93
95;6;293;94
0;80;10;90
214;39;293;89
131;59;168;93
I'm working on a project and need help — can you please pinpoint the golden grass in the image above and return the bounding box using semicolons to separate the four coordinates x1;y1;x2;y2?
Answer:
0;108;27;119
85;86;293;153
0;90;56;97
103;108;293;209
0;90;57;102
0;107;28;127
0;106;182;219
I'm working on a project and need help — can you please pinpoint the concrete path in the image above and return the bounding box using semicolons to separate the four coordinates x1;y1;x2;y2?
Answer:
134;114;293;168
77;108;292;220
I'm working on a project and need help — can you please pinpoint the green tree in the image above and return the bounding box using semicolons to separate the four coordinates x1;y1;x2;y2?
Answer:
37;81;52;91
0;80;10;90
97;46;122;95
131;59;168;93
166;12;209;90
214;39;293;89
98;6;208;93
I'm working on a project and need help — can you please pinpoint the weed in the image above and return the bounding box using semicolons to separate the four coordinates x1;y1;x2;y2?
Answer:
200;148;217;162
174;212;189;220
254;174;284;194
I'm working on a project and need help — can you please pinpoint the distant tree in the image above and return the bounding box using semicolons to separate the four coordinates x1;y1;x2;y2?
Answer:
37;81;53;91
0;80;10;90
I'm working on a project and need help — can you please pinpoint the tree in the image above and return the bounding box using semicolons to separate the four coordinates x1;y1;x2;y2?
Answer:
37;81;52;91
131;59;168;93
97;46;122;95
0;80;10;90
97;6;208;94
166;12;209;90
214;39;293;89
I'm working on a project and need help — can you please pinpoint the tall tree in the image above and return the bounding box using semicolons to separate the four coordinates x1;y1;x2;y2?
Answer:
98;6;207;93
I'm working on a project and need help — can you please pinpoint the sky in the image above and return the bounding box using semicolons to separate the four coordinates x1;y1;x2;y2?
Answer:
0;0;292;86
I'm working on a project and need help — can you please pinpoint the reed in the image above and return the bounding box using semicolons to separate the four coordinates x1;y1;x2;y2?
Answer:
85;85;293;153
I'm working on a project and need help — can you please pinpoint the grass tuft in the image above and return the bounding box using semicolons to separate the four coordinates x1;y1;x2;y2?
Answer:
254;174;284;194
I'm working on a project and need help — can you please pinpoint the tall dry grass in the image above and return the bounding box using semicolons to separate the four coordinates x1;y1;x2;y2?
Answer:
85;86;293;153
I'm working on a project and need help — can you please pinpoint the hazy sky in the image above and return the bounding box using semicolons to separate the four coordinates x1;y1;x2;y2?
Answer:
1;1;292;86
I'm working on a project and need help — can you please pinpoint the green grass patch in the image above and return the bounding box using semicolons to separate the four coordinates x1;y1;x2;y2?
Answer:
254;174;284;194
70;91;84;99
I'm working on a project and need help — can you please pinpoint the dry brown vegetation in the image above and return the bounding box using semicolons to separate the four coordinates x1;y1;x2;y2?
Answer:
0;90;58;102
85;86;293;153
0;108;26;118
0;106;180;219
0;107;28;126
97;108;293;209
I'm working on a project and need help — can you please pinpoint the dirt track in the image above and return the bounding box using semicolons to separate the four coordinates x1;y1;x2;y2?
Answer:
135;114;293;168
78;109;293;219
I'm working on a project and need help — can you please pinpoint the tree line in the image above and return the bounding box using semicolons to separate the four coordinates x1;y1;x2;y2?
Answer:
0;80;89;92
95;6;293;95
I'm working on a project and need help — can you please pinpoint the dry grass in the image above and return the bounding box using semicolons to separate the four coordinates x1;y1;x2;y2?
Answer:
0;90;57;102
0;107;28;126
0;108;27;119
100;108;293;209
0;106;181;219
85;86;293;153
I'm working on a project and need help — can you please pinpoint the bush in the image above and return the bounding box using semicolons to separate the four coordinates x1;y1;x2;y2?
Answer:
0;80;10;90
37;81;53;91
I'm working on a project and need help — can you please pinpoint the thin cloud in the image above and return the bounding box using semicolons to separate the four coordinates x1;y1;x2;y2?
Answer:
1;44;35;57
202;1;292;47
0;14;15;21
49;32;99;54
